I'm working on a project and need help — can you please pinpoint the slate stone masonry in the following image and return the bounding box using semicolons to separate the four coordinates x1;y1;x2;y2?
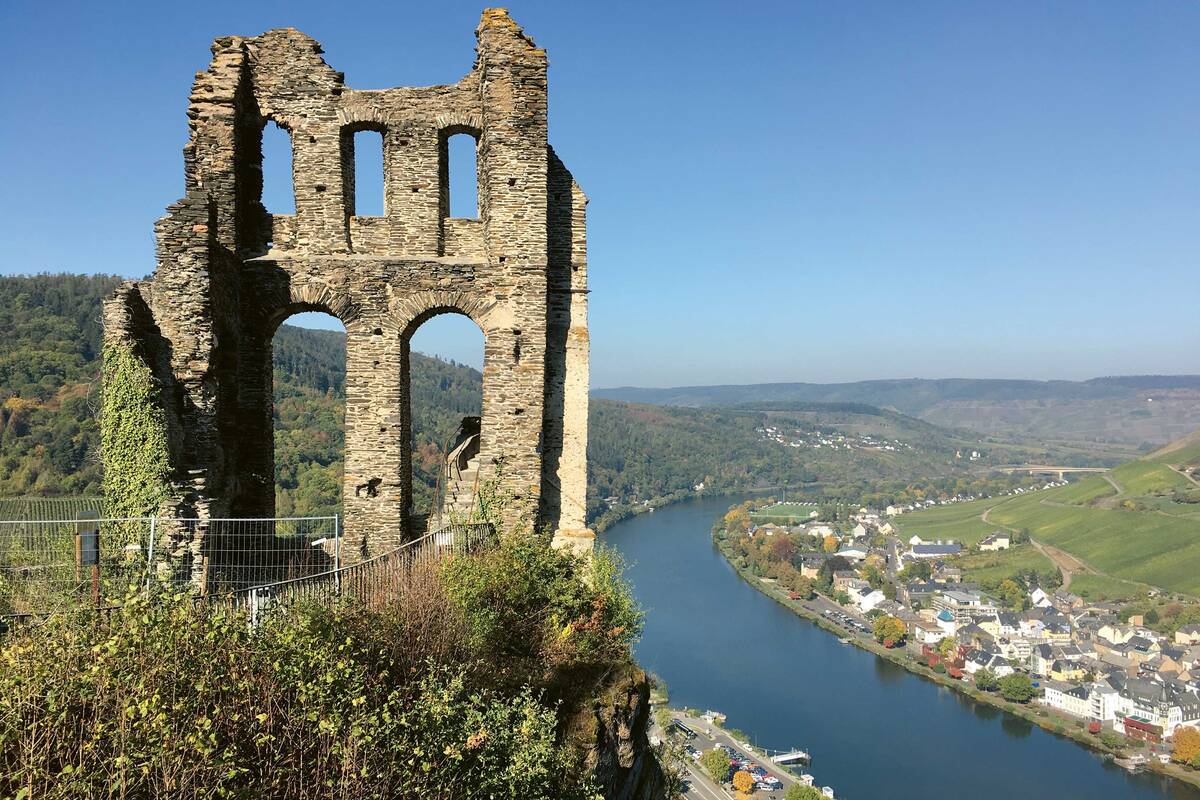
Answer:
103;9;592;572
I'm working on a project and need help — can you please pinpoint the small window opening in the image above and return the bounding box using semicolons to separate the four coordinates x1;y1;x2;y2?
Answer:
353;130;384;216
262;121;295;215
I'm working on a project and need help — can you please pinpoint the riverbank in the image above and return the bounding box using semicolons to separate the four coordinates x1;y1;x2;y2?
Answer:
591;485;787;534
711;522;1200;793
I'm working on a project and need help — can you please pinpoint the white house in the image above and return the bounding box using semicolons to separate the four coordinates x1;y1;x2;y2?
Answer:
852;523;868;539
1030;588;1053;609
908;535;924;546
979;532;1011;551
1041;681;1091;718
853;588;887;614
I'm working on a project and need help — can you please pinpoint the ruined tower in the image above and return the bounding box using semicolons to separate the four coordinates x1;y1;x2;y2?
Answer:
102;9;592;562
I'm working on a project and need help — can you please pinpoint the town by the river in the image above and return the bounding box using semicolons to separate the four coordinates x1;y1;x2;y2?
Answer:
603;494;1200;800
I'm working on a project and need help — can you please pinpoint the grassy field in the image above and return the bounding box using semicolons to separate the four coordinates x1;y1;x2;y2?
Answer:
892;498;1009;547
749;502;816;523
953;543;1056;589
1051;475;1116;505
1067;574;1148;602
986;490;1200;594
1109;460;1192;495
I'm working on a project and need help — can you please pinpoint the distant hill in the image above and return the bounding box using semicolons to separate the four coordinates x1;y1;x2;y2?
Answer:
595;376;1200;448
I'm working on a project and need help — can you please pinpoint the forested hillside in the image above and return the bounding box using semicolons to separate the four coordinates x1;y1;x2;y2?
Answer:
1;274;1062;524
0;275;482;514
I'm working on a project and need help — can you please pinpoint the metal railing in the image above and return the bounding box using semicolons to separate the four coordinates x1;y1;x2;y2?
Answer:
224;522;494;625
0;506;492;623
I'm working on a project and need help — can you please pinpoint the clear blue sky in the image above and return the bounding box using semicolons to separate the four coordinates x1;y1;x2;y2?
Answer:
2;1;1197;387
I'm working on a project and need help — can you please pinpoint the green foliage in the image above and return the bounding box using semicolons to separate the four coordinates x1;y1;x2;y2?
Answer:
441;538;642;668
700;748;732;783
997;578;1027;611
100;343;170;523
0;591;597;799
974;668;999;692
999;673;1036;703
785;786;824;800
0;274;120;497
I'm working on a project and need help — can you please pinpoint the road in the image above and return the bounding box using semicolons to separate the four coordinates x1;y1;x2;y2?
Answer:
660;710;820;800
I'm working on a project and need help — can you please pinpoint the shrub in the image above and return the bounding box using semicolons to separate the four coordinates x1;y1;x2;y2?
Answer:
441;537;642;669
0;590;597;799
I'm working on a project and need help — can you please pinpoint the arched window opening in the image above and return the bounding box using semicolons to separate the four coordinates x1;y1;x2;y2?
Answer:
272;311;346;519
261;121;295;215
351;129;385;217
442;132;479;219
406;313;484;525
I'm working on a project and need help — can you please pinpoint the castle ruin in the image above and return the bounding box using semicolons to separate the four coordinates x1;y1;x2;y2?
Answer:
102;9;592;565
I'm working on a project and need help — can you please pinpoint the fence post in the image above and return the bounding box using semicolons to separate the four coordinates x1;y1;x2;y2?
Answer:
145;516;157;593
334;514;341;595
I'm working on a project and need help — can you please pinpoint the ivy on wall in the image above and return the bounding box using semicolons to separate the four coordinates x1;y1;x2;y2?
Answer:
100;344;171;524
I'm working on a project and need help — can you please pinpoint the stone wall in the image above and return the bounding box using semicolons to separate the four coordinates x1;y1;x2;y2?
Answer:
102;9;591;571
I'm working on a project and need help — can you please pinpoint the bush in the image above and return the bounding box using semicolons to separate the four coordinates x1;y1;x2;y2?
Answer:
441;538;642;670
0;591;596;799
0;534;644;800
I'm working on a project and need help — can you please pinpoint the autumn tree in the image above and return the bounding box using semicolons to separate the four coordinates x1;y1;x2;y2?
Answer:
822;534;839;553
732;770;756;795
725;506;751;536
770;535;797;563
1172;726;1200;765
873;615;906;646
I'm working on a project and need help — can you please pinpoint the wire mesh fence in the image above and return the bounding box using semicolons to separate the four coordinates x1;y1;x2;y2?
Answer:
0;499;493;622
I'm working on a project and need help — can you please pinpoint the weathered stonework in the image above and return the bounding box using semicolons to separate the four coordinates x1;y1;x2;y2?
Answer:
103;9;591;566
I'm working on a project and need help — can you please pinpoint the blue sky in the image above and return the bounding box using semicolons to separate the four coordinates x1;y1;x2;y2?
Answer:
1;1;1197;387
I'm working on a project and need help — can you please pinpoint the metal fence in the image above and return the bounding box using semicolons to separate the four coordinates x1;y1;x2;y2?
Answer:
0;513;339;617
228;522;494;625
0;503;492;622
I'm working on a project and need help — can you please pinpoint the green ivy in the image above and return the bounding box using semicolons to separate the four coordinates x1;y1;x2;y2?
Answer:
100;343;171;525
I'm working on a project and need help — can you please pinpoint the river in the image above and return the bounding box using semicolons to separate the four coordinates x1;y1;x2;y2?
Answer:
602;494;1200;800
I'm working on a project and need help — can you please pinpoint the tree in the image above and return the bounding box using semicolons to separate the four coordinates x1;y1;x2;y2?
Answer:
822;534;839;553
785;786;823;800
937;636;958;659
769;536;797;563
731;770;755;795
724;506;750;536
1145;607;1160;625
974;668;999;692
873;615;906;646
1172;726;1200;765
999;673;1036;703
998;579;1026;611
900;560;931;582
700;749;732;783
